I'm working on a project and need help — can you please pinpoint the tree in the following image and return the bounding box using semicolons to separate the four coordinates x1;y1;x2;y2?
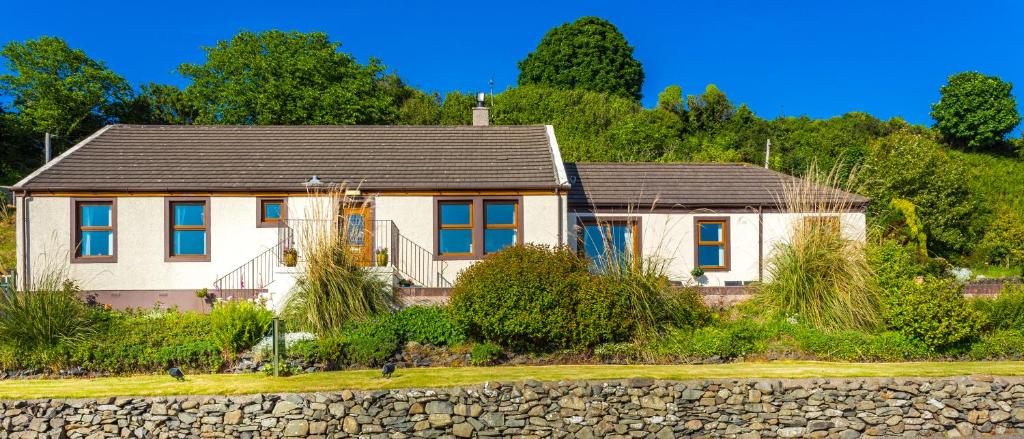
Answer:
861;132;978;257
602;109;683;161
656;85;685;115
0;36;130;149
114;83;198;125
930;71;1020;151
179;30;396;125
517;17;644;100
686;84;734;133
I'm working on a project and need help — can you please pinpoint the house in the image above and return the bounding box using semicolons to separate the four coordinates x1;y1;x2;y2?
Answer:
10;108;867;311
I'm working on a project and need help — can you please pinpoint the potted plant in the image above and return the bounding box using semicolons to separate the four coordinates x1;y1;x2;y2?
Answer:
375;248;389;267
690;266;705;280
283;248;298;267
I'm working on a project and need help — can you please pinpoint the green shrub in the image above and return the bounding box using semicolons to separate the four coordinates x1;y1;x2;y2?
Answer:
788;325;930;362
209;300;273;358
283;190;397;335
966;330;1024;360
70;309;219;373
0;278;95;350
972;284;1024;331
882;278;985;350
867;239;933;292
449;244;590;352
469;342;503;366
662;319;767;360
288;335;348;364
341;316;401;366
391;306;466;347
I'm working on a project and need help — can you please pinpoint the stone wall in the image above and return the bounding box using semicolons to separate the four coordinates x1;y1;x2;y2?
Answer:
2;377;1023;438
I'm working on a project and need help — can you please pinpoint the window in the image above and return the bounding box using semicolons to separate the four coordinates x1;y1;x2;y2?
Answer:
438;201;473;256
484;201;517;254
258;198;286;227
167;198;210;261
72;199;116;263
578;218;639;272
695;218;729;270
434;197;522;259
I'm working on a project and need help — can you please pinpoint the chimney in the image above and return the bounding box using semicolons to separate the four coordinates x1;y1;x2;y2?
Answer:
472;92;489;126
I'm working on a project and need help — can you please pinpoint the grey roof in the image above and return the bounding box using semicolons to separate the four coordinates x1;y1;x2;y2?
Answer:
565;162;868;208
15;124;562;192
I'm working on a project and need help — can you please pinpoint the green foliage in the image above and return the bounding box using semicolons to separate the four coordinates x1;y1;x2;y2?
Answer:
116;83;198;125
972;284;1024;331
468;343;503;366
438;91;477;125
787;327;931;362
179;30;396;125
262;362;303;377
660;319;766;360
208;300;273;358
601;109;683;161
287;335;348;365
340;316;401;367
861;132;978;256
0;277;95;351
966;330;1024;360
449;244;590;352
975;208;1024;268
0;200;14;275
886;198;928;256
867;239;933;292
518;17;644;100
686;84;734;133
492;85;641;161
397;91;442;125
930;71;1020;150
881;278;985;350
0;36;129;142
391;306;466;347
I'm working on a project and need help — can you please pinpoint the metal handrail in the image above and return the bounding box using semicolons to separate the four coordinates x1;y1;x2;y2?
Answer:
212;227;293;301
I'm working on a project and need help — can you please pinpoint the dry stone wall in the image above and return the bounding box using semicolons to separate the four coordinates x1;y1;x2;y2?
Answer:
1;377;1023;438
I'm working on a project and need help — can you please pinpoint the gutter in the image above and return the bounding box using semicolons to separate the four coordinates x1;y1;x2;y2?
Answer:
20;191;30;291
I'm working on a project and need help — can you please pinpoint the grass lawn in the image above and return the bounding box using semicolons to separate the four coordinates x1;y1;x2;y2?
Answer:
1;361;1022;400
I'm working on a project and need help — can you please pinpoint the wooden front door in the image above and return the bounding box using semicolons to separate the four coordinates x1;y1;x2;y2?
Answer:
342;206;373;265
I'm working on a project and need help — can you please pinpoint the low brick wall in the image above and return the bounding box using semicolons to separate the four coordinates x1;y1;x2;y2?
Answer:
2;377;1023;437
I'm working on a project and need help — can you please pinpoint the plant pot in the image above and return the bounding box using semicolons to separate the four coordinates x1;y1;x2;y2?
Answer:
376;253;389;267
283;250;298;267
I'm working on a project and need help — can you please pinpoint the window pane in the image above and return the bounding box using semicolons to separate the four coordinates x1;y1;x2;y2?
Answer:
485;203;515;226
698;245;724;267
699;222;723;242
174;203;205;226
346;214;365;245
484;229;516;254
80;204;111;227
439;229;472;254
80;230;112;256
440;203;471;226
173;230;207;255
263;202;282;220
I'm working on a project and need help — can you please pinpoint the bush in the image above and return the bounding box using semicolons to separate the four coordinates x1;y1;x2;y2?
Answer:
972;284;1024;331
660;319;767;360
391;306;466;347
867;239;934;292
755;165;881;331
287;334;349;364
208;300;273;358
788;326;930;362
882;278;985;350
341;316;401;367
283;188;397;335
975;209;1024;268
449;244;591;352
469;342;503;366
0;278;95;351
966;330;1024;360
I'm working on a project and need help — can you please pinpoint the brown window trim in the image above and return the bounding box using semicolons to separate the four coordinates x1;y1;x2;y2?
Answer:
483;200;520;256
433;196;524;261
70;198;117;264
257;197;287;228
694;216;730;271
575;216;642;266
165;197;211;262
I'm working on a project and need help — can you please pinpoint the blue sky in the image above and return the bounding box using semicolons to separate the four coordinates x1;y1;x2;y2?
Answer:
2;0;1023;127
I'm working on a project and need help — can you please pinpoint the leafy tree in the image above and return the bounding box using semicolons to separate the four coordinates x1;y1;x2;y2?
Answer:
602;109;683;161
179;30;396;125
0;36;130;151
930;72;1020;151
396;90;442;125
114;83;197;125
861;132;978;257
975;208;1024;268
656;85;685;115
437;91;477;125
518;17;644;100
686;84;734;133
492;85;641;161
0;108;41;184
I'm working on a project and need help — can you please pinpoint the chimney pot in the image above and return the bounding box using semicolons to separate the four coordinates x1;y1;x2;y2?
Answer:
472;92;489;126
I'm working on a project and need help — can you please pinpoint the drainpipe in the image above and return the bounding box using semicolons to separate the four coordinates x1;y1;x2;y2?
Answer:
757;205;764;282
556;188;564;245
20;192;31;291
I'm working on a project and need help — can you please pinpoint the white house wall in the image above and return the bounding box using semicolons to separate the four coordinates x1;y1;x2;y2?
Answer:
569;210;866;286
